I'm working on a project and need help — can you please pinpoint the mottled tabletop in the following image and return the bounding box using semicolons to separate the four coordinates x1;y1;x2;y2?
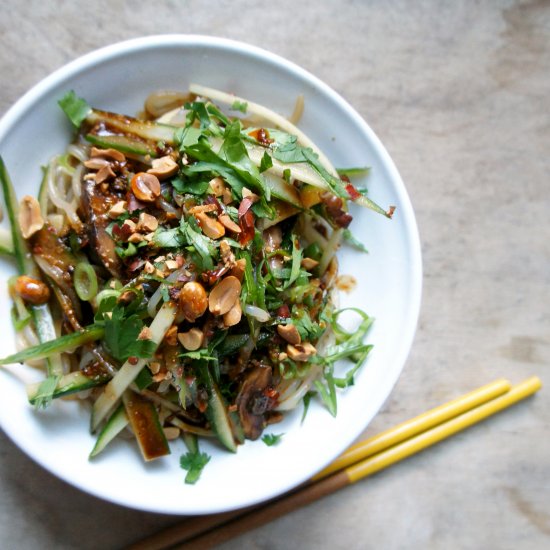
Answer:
1;1;548;549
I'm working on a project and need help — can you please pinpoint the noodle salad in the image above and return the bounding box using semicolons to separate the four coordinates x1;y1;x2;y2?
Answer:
0;85;393;482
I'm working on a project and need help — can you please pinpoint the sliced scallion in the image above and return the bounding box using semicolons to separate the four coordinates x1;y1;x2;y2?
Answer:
73;262;98;301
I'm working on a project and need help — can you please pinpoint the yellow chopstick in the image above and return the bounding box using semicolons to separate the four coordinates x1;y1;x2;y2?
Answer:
173;376;542;549
314;377;512;480
131;376;541;550
345;376;541;482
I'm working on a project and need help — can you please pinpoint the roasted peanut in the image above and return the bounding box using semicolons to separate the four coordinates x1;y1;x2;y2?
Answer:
286;342;317;362
91;147;126;163
195;212;225;239
14;275;50;305
147;156;179;180
277;323;301;345
137;212;159;232
130;172;161;202
208;177;226;196
108;200;128;219
223;300;242;327
218;214;241;233
208;276;241;315
18;195;44;239
178;328;204;351
179;281;208;322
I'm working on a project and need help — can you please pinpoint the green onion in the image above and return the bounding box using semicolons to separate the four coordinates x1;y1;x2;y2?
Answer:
0;324;105;365
73;262;98;301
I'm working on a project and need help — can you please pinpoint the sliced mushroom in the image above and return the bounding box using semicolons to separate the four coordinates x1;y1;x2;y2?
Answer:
31;225;83;327
235;366;275;440
81;174;123;278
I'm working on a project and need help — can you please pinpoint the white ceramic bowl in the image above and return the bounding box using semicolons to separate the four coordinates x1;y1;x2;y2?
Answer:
0;35;421;514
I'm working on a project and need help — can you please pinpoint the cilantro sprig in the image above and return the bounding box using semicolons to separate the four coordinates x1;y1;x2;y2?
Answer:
180;450;211;484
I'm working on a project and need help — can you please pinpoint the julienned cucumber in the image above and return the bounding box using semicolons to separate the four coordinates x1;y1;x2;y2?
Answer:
26;370;110;404
85;134;157;158
89;403;128;458
200;364;238;453
122;391;170;461
0;324;105;366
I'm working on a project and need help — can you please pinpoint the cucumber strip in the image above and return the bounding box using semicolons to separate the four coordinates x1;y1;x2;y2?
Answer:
0;244;14;257
200;364;238;453
90;302;176;431
0;155;33;275
86;109;178;144
122;390;170;462
0;325;105;365
26;370;110;404
0;156;65;396
85;134;157;158
0;227;14;256
89;403;129;458
181;431;199;454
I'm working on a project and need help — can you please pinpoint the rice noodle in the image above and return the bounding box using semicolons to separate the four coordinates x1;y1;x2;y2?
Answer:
288;94;304;125
46;157;83;231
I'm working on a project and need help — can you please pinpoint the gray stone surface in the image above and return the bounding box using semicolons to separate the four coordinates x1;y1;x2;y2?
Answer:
1;1;549;548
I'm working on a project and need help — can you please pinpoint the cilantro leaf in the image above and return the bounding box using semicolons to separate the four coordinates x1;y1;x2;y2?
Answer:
58;91;92;128
180;450;211;484
262;433;284;446
259;151;273;173
153;226;185;248
103;305;156;363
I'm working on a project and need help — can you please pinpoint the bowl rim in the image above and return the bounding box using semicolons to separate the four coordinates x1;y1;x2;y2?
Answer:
0;34;422;514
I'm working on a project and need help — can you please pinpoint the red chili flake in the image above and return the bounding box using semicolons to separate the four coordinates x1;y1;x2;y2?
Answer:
345;183;361;201
276;304;291;318
126;190;148;212
177;272;192;283
238;209;255;246
128;356;139;366
204;194;223;214
247;128;273;146
201;265;229;286
264;387;279;400
127;258;145;272
168;286;181;301
112;222;133;241
238;196;254;218
387;205;396;218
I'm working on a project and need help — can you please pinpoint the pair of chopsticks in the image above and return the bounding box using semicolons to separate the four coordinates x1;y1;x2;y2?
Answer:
130;376;542;550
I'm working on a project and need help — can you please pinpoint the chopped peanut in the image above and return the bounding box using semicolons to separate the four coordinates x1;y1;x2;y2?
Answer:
108;200;128;219
229;258;246;282
301;257;319;270
208;276;241;315
277;323;301;345
163;427;180;440
218;214;241;233
18;195;44;239
95;164;116;184
195;212;225;239
209;177;226;196
178;328;204;351
286;342;317;361
147;155;178;179
164;325;178;346
91;147;126;163
137;212;159;232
